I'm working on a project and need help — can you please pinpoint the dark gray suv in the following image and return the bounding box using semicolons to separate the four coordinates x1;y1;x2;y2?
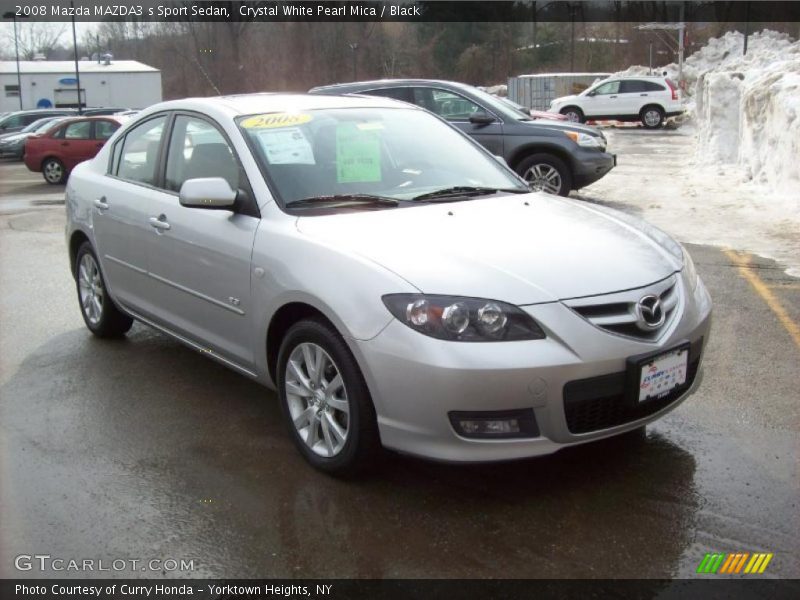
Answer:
309;79;616;196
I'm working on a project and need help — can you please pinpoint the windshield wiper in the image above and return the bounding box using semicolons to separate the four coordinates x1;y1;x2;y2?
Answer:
286;194;399;208
412;186;527;202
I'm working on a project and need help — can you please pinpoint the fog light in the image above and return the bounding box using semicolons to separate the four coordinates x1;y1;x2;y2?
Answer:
449;409;539;439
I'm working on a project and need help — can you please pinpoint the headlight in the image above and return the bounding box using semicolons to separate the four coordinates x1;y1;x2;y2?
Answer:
383;294;546;342
682;245;699;291
564;131;606;150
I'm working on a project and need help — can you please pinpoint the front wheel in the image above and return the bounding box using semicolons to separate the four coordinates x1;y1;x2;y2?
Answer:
42;158;67;184
75;242;133;337
560;107;584;123
516;153;572;196
641;106;665;129
277;318;381;476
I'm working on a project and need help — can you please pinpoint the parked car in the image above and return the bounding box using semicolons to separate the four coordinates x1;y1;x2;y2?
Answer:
309;79;615;196
0;116;68;160
549;76;683;128
65;93;711;475
0;108;76;134
25;116;124;184
82;107;131;116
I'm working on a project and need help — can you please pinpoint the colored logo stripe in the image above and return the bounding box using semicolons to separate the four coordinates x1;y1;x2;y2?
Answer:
698;552;773;574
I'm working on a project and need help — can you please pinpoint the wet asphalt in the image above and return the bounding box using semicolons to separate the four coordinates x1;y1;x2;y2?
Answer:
0;154;798;580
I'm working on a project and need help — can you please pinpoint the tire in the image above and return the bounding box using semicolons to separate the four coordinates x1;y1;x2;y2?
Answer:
42;157;67;184
640;105;665;129
277;318;381;476
560;106;584;123
75;242;133;338
515;153;572;197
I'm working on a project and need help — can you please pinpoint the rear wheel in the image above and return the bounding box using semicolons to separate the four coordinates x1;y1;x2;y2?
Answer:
277;318;381;476
560;106;584;123
516;153;572;196
75;242;133;337
42;158;66;184
640;106;665;129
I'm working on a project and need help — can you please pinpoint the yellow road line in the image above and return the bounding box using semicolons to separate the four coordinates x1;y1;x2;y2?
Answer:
724;250;800;351
768;283;800;291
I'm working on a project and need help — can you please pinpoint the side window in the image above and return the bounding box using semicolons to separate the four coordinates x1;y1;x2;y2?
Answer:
413;88;482;121
643;81;667;92
1;115;24;129
117;116;167;186
23;114;42;126
594;81;620;95
364;88;413;103
94;120;119;140
620;80;647;93
64;121;91;139
52;125;66;139
165;115;240;193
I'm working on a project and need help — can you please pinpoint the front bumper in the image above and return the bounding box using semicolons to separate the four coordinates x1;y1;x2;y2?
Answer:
350;273;711;462
572;148;615;189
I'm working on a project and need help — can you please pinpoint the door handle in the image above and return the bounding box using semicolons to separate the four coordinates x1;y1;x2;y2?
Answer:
149;215;171;231
609;95;618;99
61;142;69;146
640;93;648;96
93;197;109;210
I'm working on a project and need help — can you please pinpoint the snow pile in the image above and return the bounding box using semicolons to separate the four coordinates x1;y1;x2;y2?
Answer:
617;30;800;199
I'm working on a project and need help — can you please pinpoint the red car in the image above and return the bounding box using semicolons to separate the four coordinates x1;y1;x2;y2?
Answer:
24;116;124;184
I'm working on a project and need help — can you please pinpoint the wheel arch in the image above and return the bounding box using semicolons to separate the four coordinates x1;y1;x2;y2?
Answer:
266;302;338;386
509;144;574;175
68;230;91;278
640;103;666;116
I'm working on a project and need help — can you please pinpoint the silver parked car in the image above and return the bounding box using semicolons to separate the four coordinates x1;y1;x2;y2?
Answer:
66;93;712;474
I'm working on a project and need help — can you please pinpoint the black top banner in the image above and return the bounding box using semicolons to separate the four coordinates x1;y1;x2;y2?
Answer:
1;1;799;23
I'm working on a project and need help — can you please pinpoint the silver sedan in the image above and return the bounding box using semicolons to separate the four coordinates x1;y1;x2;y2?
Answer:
65;93;711;474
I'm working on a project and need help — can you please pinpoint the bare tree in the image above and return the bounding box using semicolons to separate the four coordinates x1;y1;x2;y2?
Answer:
4;22;67;60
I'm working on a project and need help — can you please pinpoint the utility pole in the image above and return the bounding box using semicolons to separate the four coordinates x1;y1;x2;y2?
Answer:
678;4;685;86
349;43;359;81
569;4;575;72
70;0;82;113
743;1;750;55
2;12;24;109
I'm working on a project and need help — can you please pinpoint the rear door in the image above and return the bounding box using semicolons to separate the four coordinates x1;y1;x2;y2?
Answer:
411;87;504;155
92;114;168;313
60;120;96;169
92;119;120;157
143;113;259;369
618;80;649;116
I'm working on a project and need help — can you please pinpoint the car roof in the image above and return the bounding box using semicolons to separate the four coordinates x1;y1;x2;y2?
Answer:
310;79;472;93
137;92;421;120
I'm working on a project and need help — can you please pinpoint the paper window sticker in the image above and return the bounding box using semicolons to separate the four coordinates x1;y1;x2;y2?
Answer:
256;127;315;165
335;123;382;183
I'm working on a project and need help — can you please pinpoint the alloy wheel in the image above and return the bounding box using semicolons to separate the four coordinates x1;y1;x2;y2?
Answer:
644;110;662;127
524;164;563;195
564;110;581;122
285;342;350;458
78;253;104;325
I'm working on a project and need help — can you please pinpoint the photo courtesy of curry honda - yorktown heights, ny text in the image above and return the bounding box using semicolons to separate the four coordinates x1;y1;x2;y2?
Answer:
66;93;711;475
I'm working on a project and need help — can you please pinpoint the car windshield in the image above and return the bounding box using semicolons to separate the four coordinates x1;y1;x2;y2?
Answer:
23;117;61;133
238;107;527;207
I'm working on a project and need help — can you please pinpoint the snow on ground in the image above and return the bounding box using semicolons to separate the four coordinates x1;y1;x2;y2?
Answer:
575;127;800;277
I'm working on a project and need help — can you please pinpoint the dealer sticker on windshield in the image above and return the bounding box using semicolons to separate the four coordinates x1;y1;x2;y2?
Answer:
638;346;688;402
240;113;313;129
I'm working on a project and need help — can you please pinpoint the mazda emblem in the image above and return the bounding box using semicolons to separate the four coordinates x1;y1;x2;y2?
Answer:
636;294;665;330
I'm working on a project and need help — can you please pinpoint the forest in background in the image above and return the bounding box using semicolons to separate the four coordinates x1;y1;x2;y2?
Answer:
3;18;798;97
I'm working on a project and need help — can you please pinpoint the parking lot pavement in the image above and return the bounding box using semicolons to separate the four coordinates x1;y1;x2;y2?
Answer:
0;154;798;579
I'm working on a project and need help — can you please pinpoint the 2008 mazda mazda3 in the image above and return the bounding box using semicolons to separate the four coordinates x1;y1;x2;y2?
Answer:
65;93;711;474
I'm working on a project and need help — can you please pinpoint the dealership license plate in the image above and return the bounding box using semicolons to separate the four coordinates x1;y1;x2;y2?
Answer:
637;346;689;402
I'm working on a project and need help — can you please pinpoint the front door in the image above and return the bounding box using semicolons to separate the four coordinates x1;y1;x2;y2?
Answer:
60;120;97;169
411;87;504;156
144;113;259;369
582;80;622;118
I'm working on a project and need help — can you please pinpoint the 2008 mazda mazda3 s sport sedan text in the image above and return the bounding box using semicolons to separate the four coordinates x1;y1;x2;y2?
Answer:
65;93;712;475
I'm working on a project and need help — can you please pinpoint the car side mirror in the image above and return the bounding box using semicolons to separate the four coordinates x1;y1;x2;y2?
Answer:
469;111;496;126
179;177;237;209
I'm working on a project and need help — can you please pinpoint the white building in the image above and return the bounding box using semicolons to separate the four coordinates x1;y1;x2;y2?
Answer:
0;60;162;112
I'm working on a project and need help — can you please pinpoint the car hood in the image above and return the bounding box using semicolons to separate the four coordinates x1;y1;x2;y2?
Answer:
0;132;27;143
520;117;601;137
295;194;680;305
552;94;579;106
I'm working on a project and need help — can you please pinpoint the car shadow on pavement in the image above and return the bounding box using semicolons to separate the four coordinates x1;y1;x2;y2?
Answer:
1;325;698;579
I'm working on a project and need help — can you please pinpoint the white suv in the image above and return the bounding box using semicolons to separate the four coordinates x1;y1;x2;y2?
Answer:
550;76;683;128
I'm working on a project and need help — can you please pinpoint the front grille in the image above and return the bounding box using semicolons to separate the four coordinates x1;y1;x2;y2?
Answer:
563;341;702;434
567;275;680;341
